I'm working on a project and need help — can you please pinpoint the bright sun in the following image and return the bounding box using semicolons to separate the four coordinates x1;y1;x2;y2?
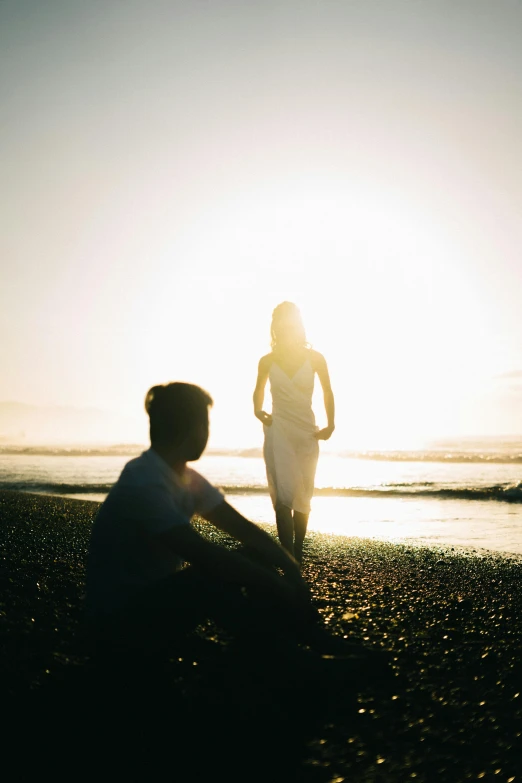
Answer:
124;177;495;450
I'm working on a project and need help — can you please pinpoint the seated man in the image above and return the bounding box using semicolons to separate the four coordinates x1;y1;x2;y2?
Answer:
85;382;354;663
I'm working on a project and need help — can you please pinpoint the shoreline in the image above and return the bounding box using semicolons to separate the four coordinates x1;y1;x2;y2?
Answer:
7;488;522;561
1;490;521;782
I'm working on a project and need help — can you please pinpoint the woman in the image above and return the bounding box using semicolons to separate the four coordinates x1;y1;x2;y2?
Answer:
253;302;335;563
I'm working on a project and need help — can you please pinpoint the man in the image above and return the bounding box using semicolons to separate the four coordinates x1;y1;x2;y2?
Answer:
86;382;360;662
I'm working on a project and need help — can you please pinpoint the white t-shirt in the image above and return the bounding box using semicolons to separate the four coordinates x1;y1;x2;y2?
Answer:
86;448;224;615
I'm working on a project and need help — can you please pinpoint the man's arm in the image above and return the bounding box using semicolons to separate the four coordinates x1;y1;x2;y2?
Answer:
204;500;304;586
153;523;306;608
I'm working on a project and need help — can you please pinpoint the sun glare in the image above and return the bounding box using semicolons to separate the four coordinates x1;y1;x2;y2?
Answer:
51;174;503;451
158;177;493;450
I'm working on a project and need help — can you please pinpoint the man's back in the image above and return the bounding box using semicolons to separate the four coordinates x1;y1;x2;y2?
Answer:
86;449;222;616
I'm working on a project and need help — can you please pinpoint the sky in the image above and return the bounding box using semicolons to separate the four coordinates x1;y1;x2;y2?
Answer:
1;0;521;447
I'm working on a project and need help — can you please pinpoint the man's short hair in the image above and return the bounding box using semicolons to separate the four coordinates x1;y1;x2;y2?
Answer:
145;382;213;444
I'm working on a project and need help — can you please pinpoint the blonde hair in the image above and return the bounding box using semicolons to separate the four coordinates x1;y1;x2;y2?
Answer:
270;301;308;351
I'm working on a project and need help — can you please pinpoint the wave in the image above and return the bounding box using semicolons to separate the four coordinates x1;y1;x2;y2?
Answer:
1;444;521;463
0;481;114;495
221;483;522;503
2;480;522;503
338;450;522;464
0;445;145;457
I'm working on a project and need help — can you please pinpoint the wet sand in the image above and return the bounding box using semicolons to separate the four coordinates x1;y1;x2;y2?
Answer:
1;490;521;782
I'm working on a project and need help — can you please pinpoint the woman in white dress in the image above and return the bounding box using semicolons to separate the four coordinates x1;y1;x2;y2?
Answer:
253;302;335;563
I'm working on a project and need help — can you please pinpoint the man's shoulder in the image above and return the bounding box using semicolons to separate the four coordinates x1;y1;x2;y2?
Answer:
101;458;177;518
118;451;158;486
97;454;165;512
183;466;215;492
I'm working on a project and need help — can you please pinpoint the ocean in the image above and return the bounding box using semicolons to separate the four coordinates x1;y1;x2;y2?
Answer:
1;439;521;555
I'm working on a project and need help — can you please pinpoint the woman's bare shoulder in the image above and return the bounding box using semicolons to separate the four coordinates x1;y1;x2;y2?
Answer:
309;349;327;368
258;353;274;371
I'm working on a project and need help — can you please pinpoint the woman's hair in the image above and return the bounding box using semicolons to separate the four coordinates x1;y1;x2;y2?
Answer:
270;301;308;351
145;382;213;445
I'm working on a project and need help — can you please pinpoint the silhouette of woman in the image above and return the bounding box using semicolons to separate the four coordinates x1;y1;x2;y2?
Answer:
253;302;335;563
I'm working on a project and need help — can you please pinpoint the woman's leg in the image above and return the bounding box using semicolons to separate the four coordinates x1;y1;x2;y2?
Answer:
293;511;309;564
275;504;294;556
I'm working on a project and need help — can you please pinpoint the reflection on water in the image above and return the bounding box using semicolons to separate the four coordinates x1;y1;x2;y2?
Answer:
226;494;522;556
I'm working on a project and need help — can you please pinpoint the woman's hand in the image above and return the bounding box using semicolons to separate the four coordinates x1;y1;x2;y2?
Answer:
255;410;273;426
315;425;335;440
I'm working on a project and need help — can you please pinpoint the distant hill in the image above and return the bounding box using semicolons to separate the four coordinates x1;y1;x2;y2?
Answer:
0;401;143;445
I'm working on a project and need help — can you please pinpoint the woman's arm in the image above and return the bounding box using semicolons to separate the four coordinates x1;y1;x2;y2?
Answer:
253;355;272;425
313;352;335;440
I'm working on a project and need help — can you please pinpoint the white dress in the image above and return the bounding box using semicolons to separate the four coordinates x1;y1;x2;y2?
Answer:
263;358;319;514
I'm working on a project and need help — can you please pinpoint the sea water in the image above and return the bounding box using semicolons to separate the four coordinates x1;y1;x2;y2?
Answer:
1;442;521;555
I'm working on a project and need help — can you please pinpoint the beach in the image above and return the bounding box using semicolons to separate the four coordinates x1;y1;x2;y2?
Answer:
1;490;521;782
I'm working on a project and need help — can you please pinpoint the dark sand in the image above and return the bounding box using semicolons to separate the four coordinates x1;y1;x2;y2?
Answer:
1;491;521;782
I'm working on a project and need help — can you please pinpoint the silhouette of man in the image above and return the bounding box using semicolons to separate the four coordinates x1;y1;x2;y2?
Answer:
86;382;345;661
